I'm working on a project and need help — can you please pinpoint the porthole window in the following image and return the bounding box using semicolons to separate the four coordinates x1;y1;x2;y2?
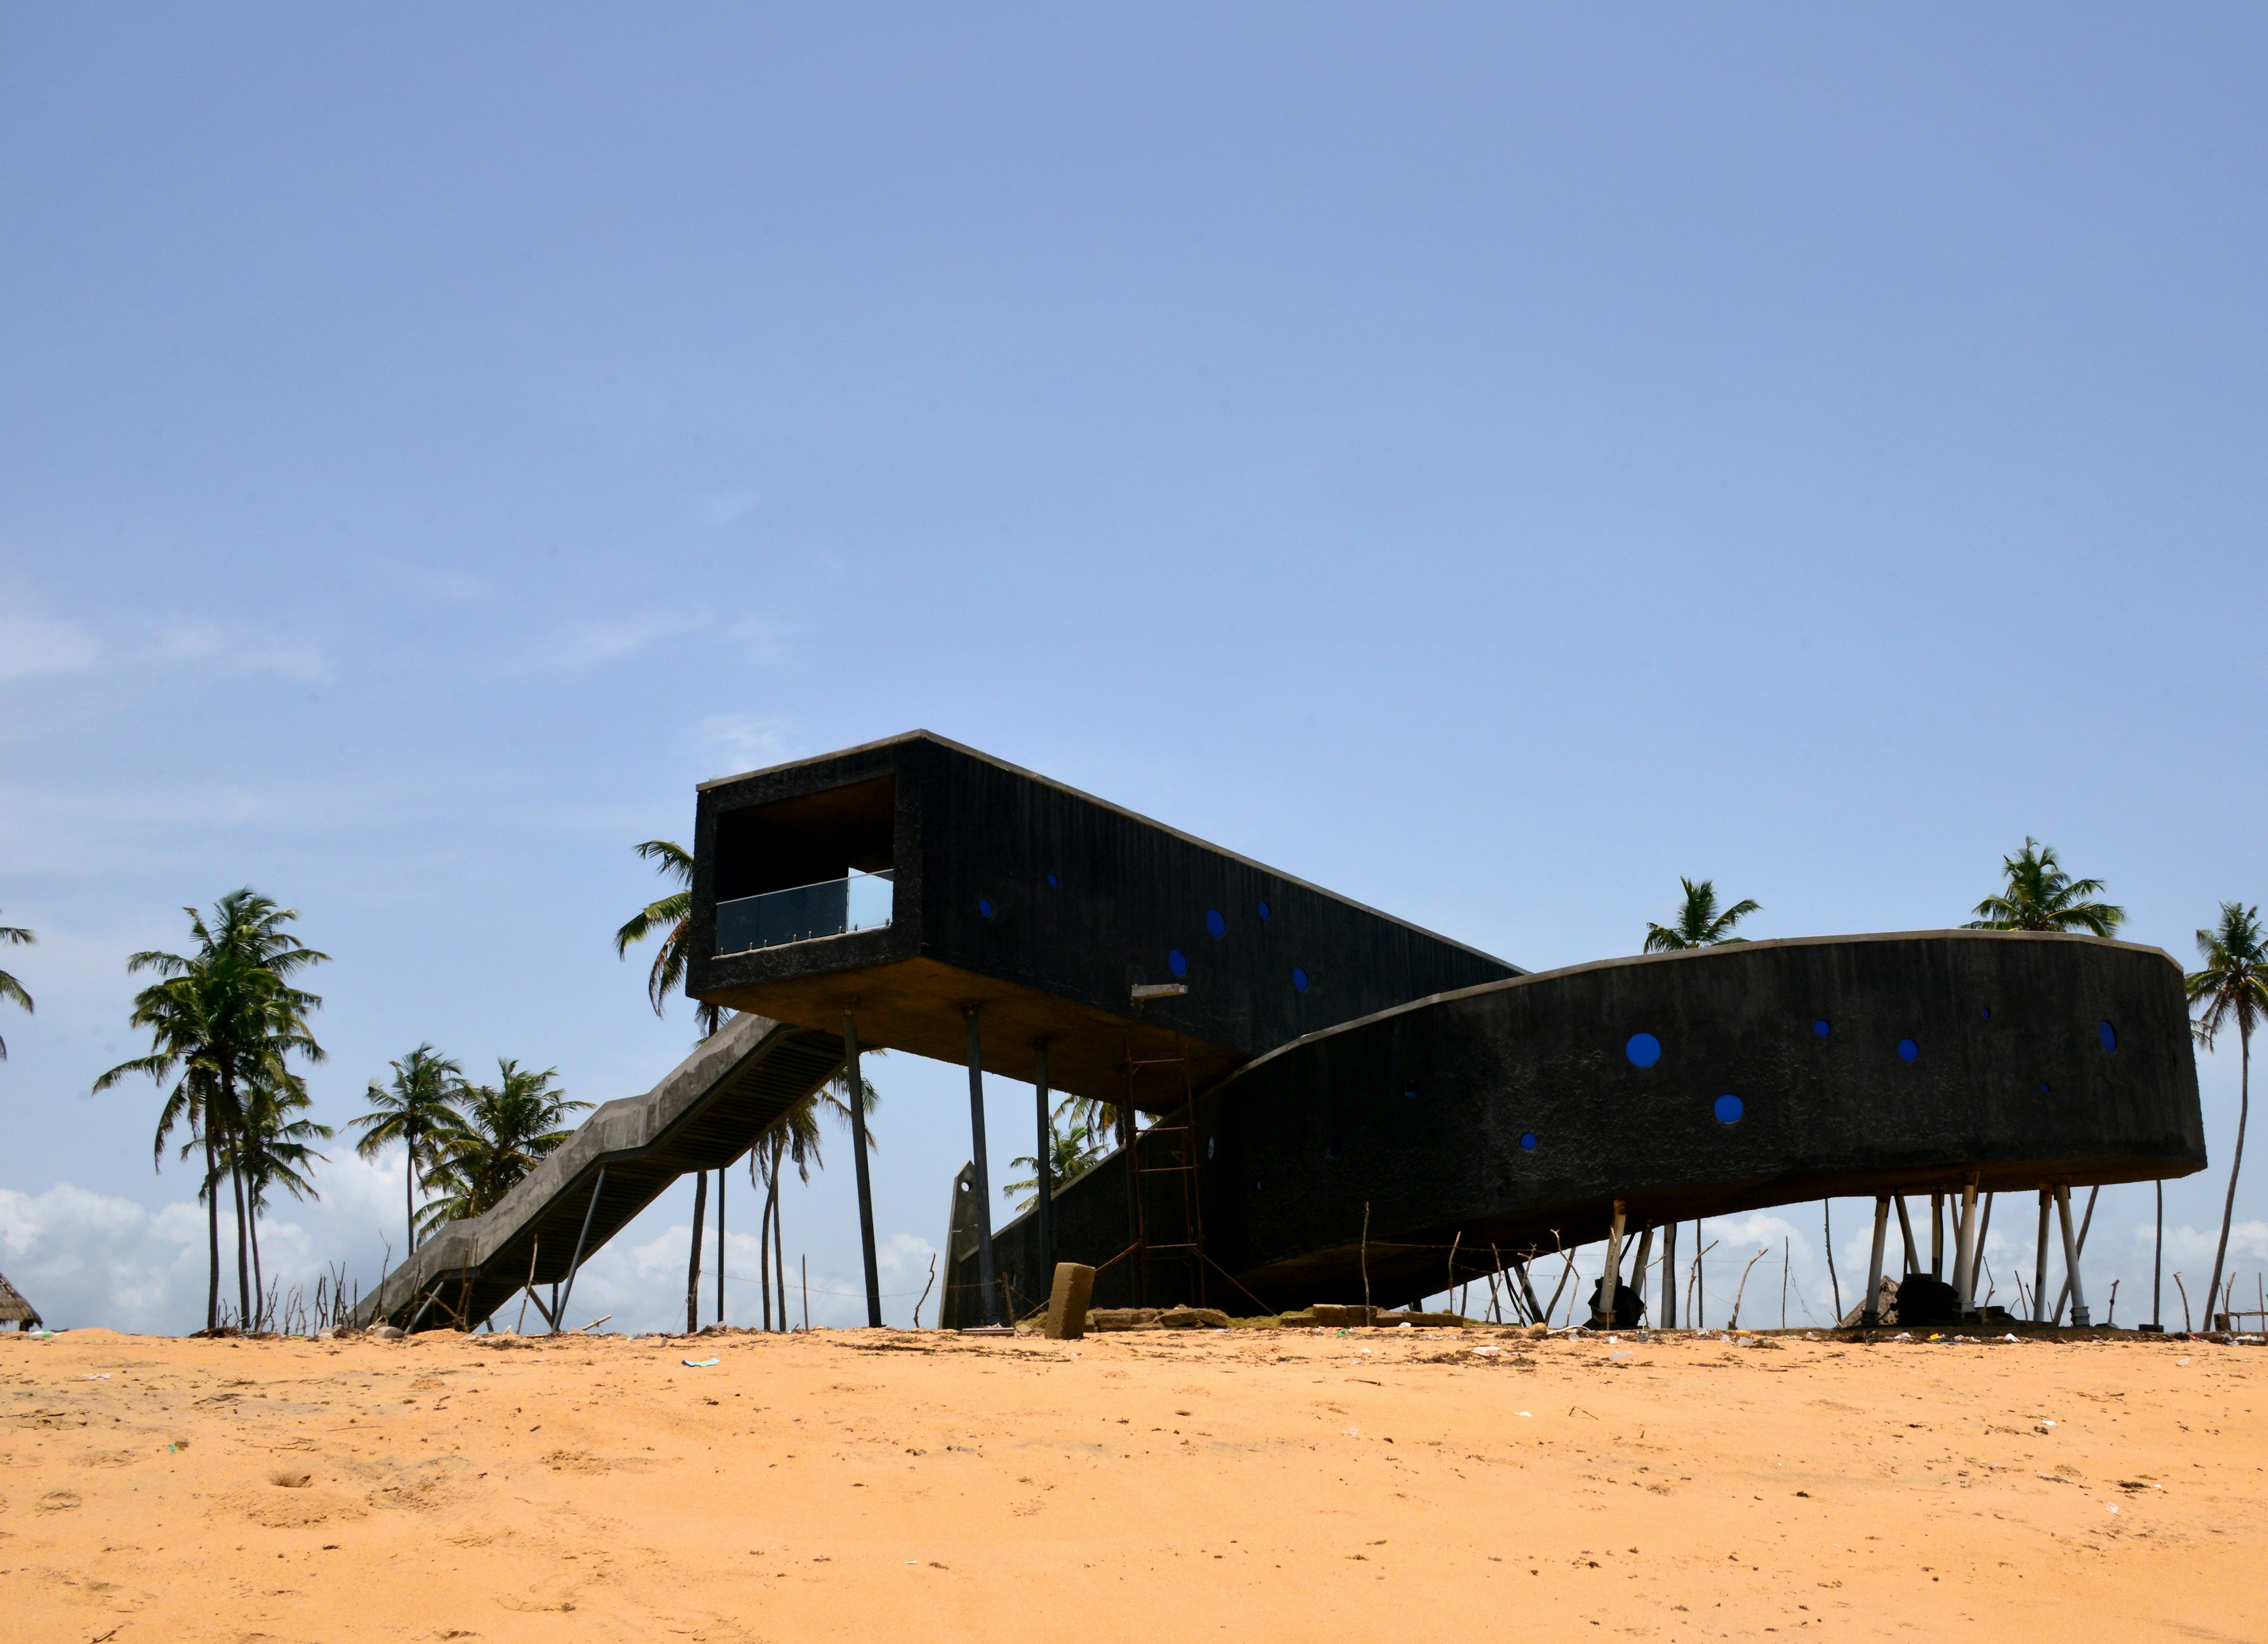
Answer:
1626;1032;1661;1069
1714;1093;1745;1125
1047;873;1060;888
1897;1038;1920;1062
1404;1087;1418;1101
1168;949;1188;978
1292;966;1309;992
2099;1020;2118;1053
1206;1137;1216;1160
2041;1082;2053;1094
1206;908;1227;939
1518;1131;1539;1153
1257;899;1272;920
977;897;995;918
1812;1019;1832;1038
1980;1006;1993;1021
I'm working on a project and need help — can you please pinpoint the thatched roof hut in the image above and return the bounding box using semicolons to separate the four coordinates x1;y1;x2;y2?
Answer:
0;1270;43;1330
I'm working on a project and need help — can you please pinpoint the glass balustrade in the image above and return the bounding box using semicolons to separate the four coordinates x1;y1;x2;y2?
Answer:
715;869;894;956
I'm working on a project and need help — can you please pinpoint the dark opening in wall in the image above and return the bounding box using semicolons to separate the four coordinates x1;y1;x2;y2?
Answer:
715;774;897;901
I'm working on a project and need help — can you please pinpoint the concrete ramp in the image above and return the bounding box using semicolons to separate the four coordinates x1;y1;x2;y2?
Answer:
355;1011;843;1330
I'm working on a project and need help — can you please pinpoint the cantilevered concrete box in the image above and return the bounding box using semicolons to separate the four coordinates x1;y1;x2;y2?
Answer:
687;731;1518;1108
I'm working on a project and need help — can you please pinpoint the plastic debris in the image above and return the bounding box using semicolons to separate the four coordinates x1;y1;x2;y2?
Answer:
1609;1350;1634;1365
682;1357;721;1368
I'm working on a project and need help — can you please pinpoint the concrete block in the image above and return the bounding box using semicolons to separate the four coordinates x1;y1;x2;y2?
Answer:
1045;1262;1096;1340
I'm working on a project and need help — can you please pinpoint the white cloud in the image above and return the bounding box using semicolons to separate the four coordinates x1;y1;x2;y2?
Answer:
698;714;790;775
149;618;333;683
501;611;708;676
0;607;102;681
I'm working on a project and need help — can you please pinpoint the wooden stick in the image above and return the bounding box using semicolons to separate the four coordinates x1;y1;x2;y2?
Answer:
514;1238;539;1335
1726;1247;1769;1330
1446;1231;1462;1318
1360;1203;1373;1326
1823;1201;1841;1325
915;1252;937;1329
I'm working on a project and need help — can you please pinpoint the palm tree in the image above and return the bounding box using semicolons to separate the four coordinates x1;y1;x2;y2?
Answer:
0;911;31;1059
2189;901;2267;1331
1966;838;2125;936
94;891;326;1330
1644;878;1763;952
351;1046;467;1255
235;1067;332;1330
615;841;722;1037
746;1066;877;1330
418;1060;589;1233
1007;1102;1106;1211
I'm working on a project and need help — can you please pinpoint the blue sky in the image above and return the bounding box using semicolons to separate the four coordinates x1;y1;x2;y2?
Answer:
4;8;2263;1333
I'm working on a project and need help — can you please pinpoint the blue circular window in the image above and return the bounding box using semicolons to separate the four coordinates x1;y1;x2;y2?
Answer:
1714;1093;1745;1125
2041;1082;2053;1094
1047;873;1060;888
1897;1037;1920;1062
1292;966;1309;992
977;897;994;918
1626;1032;1661;1068
1206;908;1226;939
1168;949;1188;978
1518;1131;1539;1152
1812;1018;1832;1038
1403;1086;1418;1101
1980;1006;1992;1020
1257;899;1272;920
2099;1020;2118;1053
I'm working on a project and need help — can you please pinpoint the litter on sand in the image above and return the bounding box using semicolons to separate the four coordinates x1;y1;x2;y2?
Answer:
682;1357;721;1368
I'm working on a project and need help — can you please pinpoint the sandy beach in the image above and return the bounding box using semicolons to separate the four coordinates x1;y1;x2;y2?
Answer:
2;1324;2260;1643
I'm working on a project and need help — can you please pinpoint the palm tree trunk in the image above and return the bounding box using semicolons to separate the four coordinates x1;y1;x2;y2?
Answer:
249;1196;265;1332
770;1161;786;1332
204;1128;221;1332
230;1148;252;1330
758;1161;773;1330
406;1116;419;1255
686;1169;708;1337
2205;1023;2251;1330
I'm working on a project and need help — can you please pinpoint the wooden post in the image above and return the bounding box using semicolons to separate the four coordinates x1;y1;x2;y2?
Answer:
846;1013;881;1327
1930;1190;1944;1281
1894;1197;1918;1275
2055;1184;2090;1327
1594;1201;1627;1327
963;1007;999;1327
1660;1222;1679;1328
1862;1196;1889;1327
1514;1253;1544;1325
715;1167;726;1326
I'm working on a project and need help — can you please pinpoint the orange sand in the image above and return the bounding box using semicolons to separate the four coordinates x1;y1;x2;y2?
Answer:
2;1324;2260;1642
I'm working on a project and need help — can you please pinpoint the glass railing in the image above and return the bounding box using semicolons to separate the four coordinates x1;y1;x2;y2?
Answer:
715;869;894;956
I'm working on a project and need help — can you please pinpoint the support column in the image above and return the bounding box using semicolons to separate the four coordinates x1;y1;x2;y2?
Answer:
1660;1222;1679;1328
1895;1197;1919;1275
1630;1225;1655;1325
964;1007;999;1326
1863;1196;1890;1327
1592;1201;1627;1328
1952;1180;1979;1314
685;1167;707;1337
845;1013;881;1327
2033;1189;2052;1324
1930;1190;1944;1280
1032;1040;1055;1281
1514;1255;1545;1325
2055;1184;2090;1327
715;1166;726;1325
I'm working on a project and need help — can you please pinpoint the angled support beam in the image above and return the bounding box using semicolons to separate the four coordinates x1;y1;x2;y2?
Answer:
1862;1195;1890;1328
964;1007;999;1326
554;1166;607;1335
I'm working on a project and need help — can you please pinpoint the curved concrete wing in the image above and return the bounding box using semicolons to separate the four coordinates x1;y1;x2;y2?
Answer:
960;930;2205;1318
